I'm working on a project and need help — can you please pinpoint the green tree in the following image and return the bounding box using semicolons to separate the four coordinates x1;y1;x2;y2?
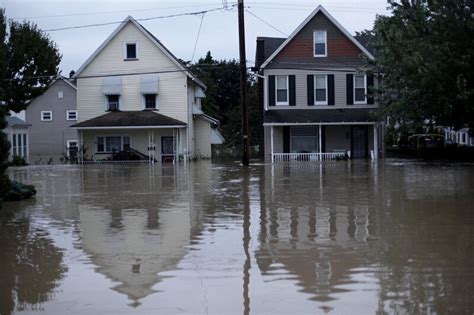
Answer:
189;52;262;151
0;9;61;204
368;0;474;130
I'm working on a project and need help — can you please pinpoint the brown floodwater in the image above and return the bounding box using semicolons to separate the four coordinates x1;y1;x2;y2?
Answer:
1;160;473;314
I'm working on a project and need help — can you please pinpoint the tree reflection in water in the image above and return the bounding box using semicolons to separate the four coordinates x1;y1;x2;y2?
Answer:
0;219;67;315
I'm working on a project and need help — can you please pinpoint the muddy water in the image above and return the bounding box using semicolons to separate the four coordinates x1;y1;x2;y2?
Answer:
1;160;473;314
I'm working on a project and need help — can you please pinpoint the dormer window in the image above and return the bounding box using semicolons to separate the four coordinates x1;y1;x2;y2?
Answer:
124;42;138;60
313;31;327;57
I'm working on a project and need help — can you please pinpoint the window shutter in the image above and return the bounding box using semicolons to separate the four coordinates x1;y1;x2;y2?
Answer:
346;74;354;105
367;74;374;104
289;75;296;106
307;75;314;106
269;75;276;106
328;74;335;105
321;126;326;152
283;126;290;153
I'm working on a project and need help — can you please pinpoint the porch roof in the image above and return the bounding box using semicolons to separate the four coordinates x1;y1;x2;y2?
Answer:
71;110;187;129
263;108;379;125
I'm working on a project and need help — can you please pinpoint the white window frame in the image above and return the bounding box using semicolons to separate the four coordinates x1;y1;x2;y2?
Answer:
41;111;53;121
123;42;139;60
275;75;289;106
66;110;77;121
66;140;78;157
353;74;367;105
142;93;159;110
314;74;328;105
313;30;327;57
96;135;131;154
105;95;120;111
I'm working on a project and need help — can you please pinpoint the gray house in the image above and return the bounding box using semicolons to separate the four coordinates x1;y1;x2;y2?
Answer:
255;5;383;162
25;76;78;163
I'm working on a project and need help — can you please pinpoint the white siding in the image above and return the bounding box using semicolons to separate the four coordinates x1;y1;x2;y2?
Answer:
194;118;211;158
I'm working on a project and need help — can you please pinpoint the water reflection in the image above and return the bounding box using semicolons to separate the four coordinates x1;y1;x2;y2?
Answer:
0;219;67;315
2;161;474;314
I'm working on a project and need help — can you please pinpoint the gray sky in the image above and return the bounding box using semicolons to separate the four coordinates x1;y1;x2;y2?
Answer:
1;0;390;74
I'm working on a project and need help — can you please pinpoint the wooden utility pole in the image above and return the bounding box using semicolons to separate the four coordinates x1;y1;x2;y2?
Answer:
238;0;250;165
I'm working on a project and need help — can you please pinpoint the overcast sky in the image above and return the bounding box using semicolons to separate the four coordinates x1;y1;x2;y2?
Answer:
1;0;390;74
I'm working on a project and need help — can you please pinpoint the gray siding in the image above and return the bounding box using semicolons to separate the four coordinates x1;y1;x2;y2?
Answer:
25;79;77;160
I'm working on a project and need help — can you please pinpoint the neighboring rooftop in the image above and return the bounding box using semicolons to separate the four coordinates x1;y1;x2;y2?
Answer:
6;116;30;128
71;110;187;128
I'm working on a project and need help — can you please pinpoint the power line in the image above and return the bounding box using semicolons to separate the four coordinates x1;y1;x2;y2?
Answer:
191;13;206;62
245;9;288;36
44;5;237;32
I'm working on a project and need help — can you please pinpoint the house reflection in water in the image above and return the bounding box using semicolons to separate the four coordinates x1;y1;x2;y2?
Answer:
255;162;381;305
77;165;193;306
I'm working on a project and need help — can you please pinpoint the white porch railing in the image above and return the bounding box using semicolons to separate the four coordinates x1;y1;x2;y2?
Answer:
272;152;347;162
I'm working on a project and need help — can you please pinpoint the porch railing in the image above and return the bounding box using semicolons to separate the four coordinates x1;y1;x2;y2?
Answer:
272;152;347;162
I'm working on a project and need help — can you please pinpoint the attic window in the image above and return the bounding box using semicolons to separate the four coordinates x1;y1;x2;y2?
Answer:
313;31;327;57
124;43;138;60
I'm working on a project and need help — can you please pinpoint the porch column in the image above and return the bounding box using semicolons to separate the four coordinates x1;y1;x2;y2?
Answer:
373;124;379;160
319;124;322;159
78;131;83;164
270;126;274;162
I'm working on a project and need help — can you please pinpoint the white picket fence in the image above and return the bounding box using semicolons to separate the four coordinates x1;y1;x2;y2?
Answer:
272;152;347;162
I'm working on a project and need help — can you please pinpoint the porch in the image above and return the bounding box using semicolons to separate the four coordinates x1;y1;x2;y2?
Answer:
72;110;187;164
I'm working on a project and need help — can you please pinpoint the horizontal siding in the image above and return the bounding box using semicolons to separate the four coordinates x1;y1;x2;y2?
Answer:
77;21;189;124
264;69;379;109
194;118;211;158
264;126;283;160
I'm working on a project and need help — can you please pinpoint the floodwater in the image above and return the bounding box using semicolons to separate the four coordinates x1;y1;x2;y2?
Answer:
1;160;473;314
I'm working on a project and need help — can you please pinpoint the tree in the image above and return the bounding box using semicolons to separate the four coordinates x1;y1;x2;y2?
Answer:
368;0;474;130
0;9;61;204
189;52;262;151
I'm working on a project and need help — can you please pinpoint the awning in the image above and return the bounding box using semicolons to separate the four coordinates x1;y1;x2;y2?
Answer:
103;76;122;95
140;74;159;94
71;110;187;129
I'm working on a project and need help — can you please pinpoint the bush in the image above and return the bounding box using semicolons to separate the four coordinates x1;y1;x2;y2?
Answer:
9;155;27;166
2;181;36;202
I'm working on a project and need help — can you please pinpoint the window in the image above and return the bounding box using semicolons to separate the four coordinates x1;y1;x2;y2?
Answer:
58;91;63;99
66;110;77;121
290;126;319;153
354;75;367;104
313;31;327;57
96;136;130;153
67;140;78;158
144;94;157;109
11;133;27;158
41;111;52;121
107;95;120;111
124;43;137;60
276;75;289;105
314;75;328;105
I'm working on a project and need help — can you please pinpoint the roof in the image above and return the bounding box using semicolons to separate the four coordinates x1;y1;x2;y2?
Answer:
263;109;379;125
71;110;187;129
260;5;375;69
6;116;30;128
211;128;225;144
255;37;286;67
54;76;77;90
73;16;206;89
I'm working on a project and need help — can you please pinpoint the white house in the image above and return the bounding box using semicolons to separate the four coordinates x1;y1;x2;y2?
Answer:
72;16;218;163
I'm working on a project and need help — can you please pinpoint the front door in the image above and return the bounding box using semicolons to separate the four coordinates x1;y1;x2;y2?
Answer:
161;136;174;162
351;126;368;159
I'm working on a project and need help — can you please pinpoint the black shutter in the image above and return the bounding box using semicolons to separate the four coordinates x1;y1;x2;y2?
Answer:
289;75;296;106
328;74;335;105
321;126;326;153
307;75;314;106
346;74;354;105
367;74;374;104
283;126;290;153
269;75;275;106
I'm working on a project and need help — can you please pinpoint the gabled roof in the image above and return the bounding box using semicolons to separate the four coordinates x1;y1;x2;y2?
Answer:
73;16;206;89
260;5;375;69
51;76;77;90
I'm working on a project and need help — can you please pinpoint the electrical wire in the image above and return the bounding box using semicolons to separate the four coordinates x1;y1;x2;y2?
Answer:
245;9;288;36
191;13;206;62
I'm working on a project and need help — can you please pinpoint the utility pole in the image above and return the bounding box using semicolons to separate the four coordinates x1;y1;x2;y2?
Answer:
238;0;250;165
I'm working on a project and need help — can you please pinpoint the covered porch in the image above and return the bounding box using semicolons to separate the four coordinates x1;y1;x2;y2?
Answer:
263;109;383;162
72;111;187;164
